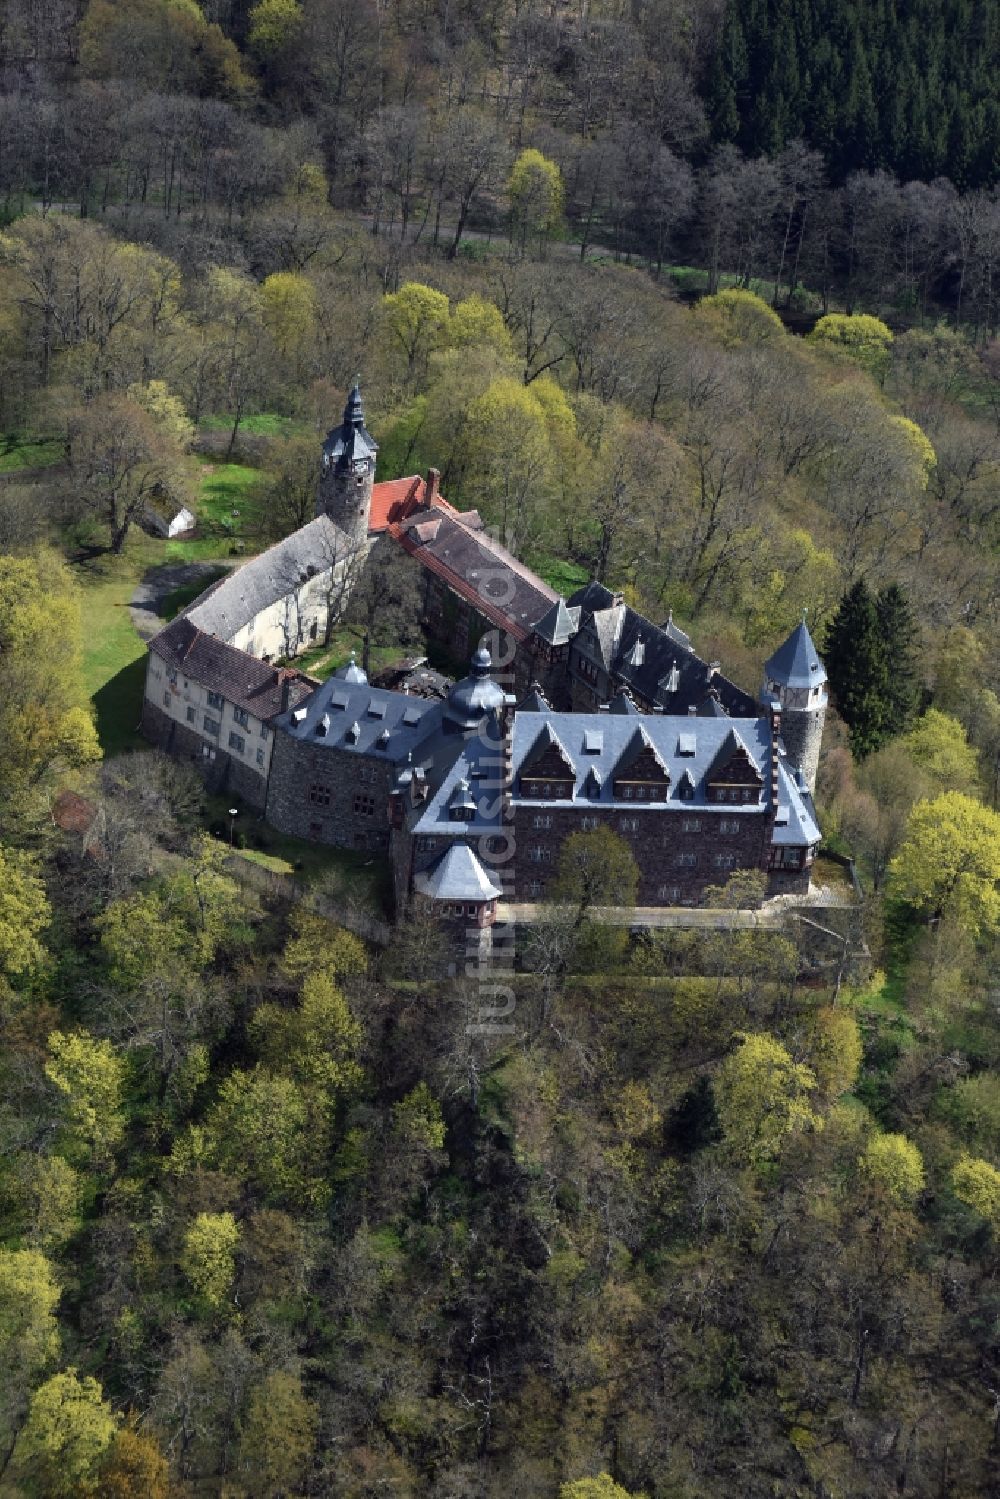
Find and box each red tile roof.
[149,617,315,720]
[368,476,439,532]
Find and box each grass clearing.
[0,435,62,472]
[73,552,151,756]
[532,554,590,594]
[200,412,309,439]
[205,795,390,910]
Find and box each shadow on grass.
[93,655,148,758]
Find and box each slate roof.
[697,691,730,718]
[407,720,507,838]
[508,708,820,845]
[568,581,757,716]
[149,617,314,719]
[763,619,828,690]
[271,671,438,761]
[322,383,378,470]
[772,762,821,845]
[389,503,558,642]
[414,843,503,902]
[182,514,354,642]
[532,597,582,646]
[511,710,770,810]
[518,685,551,712]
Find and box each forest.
[1,1,1000,1496]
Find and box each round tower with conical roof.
[761,616,827,793]
[317,382,378,542]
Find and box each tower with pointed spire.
[317,381,378,542]
[761,615,827,793]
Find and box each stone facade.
[510,802,775,905]
[265,733,392,852]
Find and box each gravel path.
[129,560,229,641]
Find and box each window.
[353,793,376,817]
[228,731,245,754]
[532,813,552,829]
[309,820,323,836]
[256,748,265,768]
[260,724,270,740]
[163,692,171,708]
[682,817,701,833]
[167,670,177,687]
[619,817,639,832]
[719,818,741,834]
[309,784,331,806]
[233,706,250,728]
[675,852,697,867]
[207,690,224,710]
[529,879,544,897]
[581,816,598,830]
[658,884,681,902]
[203,715,220,736]
[528,846,551,863]
[186,706,196,724]
[714,852,736,870]
[417,837,437,852]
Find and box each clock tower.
[317,381,377,543]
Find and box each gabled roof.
[388,503,558,643]
[532,597,582,647]
[272,671,437,760]
[568,581,758,717]
[510,710,773,809]
[177,513,355,643]
[612,725,670,782]
[697,690,729,718]
[368,475,443,533]
[606,691,641,716]
[519,684,551,713]
[764,619,827,690]
[149,617,315,719]
[705,728,762,783]
[413,843,502,902]
[521,720,576,778]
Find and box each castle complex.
[142,385,825,931]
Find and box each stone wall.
[141,699,269,810]
[265,733,393,851]
[510,804,773,904]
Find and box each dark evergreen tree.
[823,580,887,758]
[876,583,920,736]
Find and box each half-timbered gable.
[705,730,764,804]
[518,723,577,799]
[611,727,671,801]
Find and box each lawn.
[531,554,590,594]
[200,411,310,440]
[203,794,390,910]
[74,550,154,757]
[291,625,419,683]
[0,435,62,472]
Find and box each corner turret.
[762,615,827,793]
[317,381,377,542]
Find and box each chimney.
[768,697,781,812]
[276,668,293,714]
[426,468,440,507]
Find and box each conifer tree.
[823,580,886,758]
[876,583,920,736]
